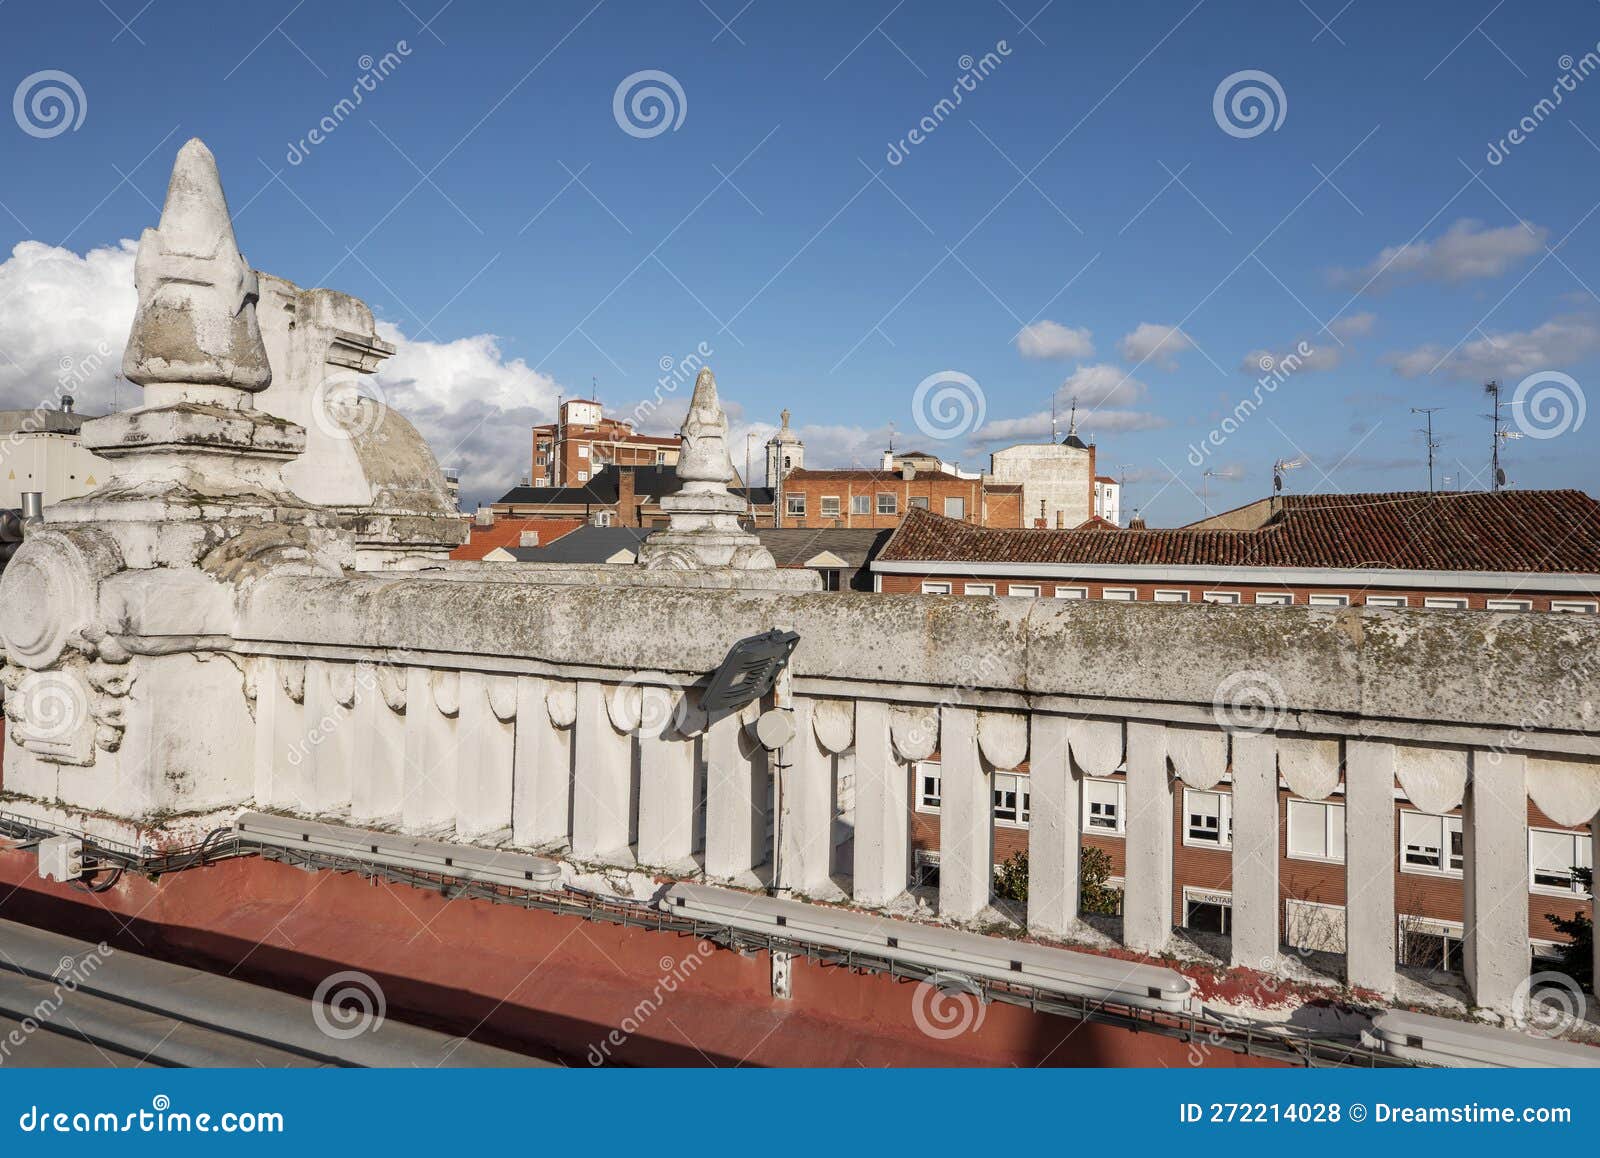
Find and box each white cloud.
[1335,218,1546,290]
[1015,320,1094,360]
[973,408,1169,444]
[1386,313,1600,381]
[1056,362,1148,409]
[0,239,137,413]
[1329,311,1376,339]
[1238,343,1341,375]
[1119,322,1194,369]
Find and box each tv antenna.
[1272,457,1304,494]
[1483,381,1522,492]
[1201,468,1219,516]
[1410,407,1443,492]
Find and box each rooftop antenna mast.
[1272,457,1304,511]
[1201,468,1217,517]
[1410,406,1443,492]
[1483,380,1521,492]
[1050,396,1058,443]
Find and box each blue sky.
[0,0,1597,520]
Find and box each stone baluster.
[635,681,698,871]
[1026,716,1105,936]
[1229,732,1282,969]
[778,698,848,898]
[456,673,517,841]
[1123,720,1172,954]
[703,704,767,880]
[937,706,989,920]
[1344,739,1399,994]
[1462,749,1529,1013]
[851,700,914,906]
[402,667,459,834]
[351,661,406,824]
[513,678,574,850]
[570,681,634,860]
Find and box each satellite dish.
[1496,468,1506,486]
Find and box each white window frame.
[1529,827,1593,896]
[1203,591,1240,604]
[1485,598,1532,611]
[1182,887,1233,935]
[1054,586,1088,600]
[1153,589,1189,603]
[656,449,668,464]
[921,581,952,595]
[785,493,806,517]
[1007,584,1041,598]
[1083,777,1126,835]
[1101,587,1137,602]
[963,582,996,597]
[1424,596,1469,610]
[993,772,1031,828]
[915,761,942,813]
[819,495,840,518]
[577,445,590,459]
[1551,599,1599,613]
[1365,594,1408,608]
[1400,810,1464,877]
[1254,592,1293,605]
[576,470,589,482]
[908,496,930,510]
[1286,799,1346,863]
[850,494,871,516]
[876,493,897,516]
[944,496,966,519]
[1308,593,1350,607]
[1182,789,1233,849]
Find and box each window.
[964,583,995,596]
[656,450,667,464]
[536,453,547,465]
[913,849,941,888]
[921,581,951,595]
[1400,811,1463,875]
[1203,591,1240,604]
[1183,790,1233,849]
[1365,594,1408,608]
[1183,888,1232,935]
[1254,592,1294,605]
[851,494,871,515]
[1101,587,1137,602]
[577,470,589,482]
[1083,778,1125,834]
[916,761,941,811]
[1424,596,1469,610]
[786,493,806,516]
[1154,590,1189,603]
[1398,916,1465,974]
[1530,829,1593,895]
[909,496,930,510]
[1485,598,1532,611]
[1054,586,1088,600]
[577,445,590,459]
[877,493,897,516]
[820,495,840,518]
[1007,585,1041,598]
[1287,800,1346,861]
[1308,593,1350,607]
[1285,899,1346,954]
[1551,600,1599,613]
[818,569,842,591]
[944,497,965,519]
[993,773,1031,827]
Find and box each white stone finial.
[121,137,271,400]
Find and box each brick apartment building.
[907,759,1592,974]
[532,398,680,487]
[871,490,1600,611]
[493,463,774,528]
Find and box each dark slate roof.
[495,464,773,507]
[876,491,1600,573]
[503,526,652,563]
[753,527,894,569]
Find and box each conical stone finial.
[121,138,271,397]
[675,367,735,486]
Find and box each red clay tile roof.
[877,491,1600,573]
[451,518,585,561]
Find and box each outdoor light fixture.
[700,629,799,715]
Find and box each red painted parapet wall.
[0,850,1278,1069]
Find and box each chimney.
[1129,511,1147,530]
[882,450,894,471]
[1086,441,1097,524]
[21,492,43,524]
[474,506,494,527]
[616,466,638,527]
[519,530,540,547]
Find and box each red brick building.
[871,490,1600,611]
[493,464,774,529]
[532,399,680,488]
[775,465,1023,530]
